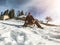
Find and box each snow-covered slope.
[0,19,60,45]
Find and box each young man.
[23,12,43,29]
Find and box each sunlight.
[48,0,60,24]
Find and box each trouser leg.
[35,21,43,29]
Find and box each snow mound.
[0,19,60,45]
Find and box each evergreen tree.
[17,11,21,16]
[20,10,24,15]
[1,12,3,16]
[3,10,9,15]
[9,9,15,18]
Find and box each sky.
[0,0,60,25]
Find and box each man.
[23,12,43,29]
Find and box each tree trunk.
[46,21,49,24]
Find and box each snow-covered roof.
[18,15,26,18]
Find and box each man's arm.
[30,15,36,24]
[31,15,35,20]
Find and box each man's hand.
[26,21,28,23]
[32,20,35,24]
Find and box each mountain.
[0,19,60,45]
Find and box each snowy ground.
[0,19,60,45]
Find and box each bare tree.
[45,16,52,23]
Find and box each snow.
[18,15,26,18]
[0,19,60,45]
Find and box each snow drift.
[0,19,60,45]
